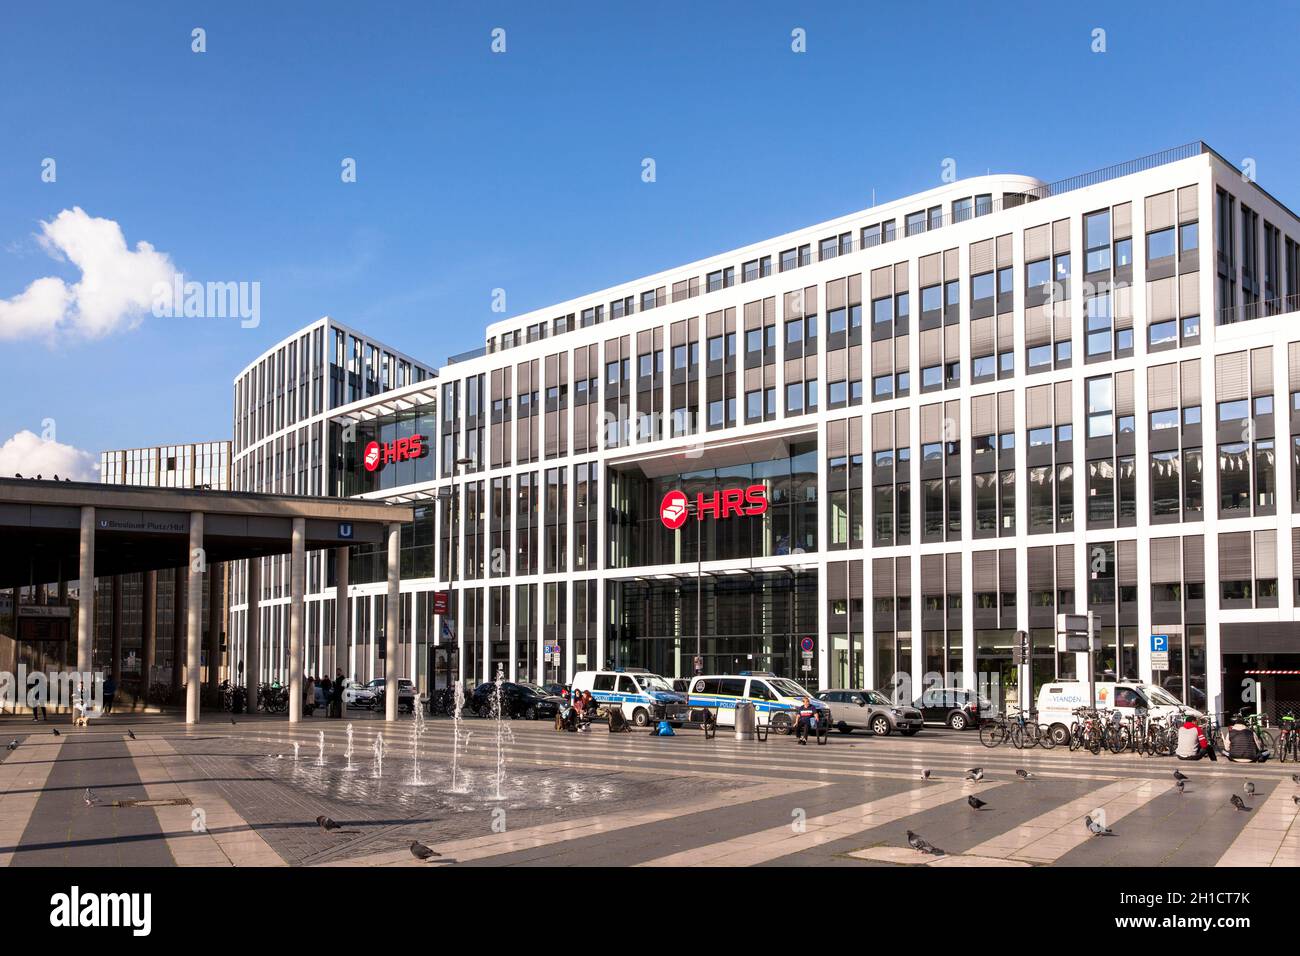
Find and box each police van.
[686,672,828,733]
[571,669,690,727]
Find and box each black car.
[913,687,986,730]
[468,681,561,720]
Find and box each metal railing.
[1216,292,1300,326]
[477,141,1219,363]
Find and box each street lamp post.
[685,499,703,675]
[435,456,472,700]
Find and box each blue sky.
[1,0,1298,472]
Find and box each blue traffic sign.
[1151,634,1169,653]
[800,637,815,653]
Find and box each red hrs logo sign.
[659,485,768,529]
[362,435,428,472]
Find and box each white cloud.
[0,208,176,342]
[0,430,98,481]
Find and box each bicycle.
[1274,711,1299,762]
[979,707,1045,749]
[1068,707,1106,754]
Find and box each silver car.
[815,688,924,737]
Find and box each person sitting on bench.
[794,697,819,745]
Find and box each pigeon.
[919,769,931,782]
[1291,773,1299,785]
[1230,794,1251,812]
[52,728,60,737]
[1015,769,1035,780]
[906,830,944,856]
[409,840,440,861]
[5,739,17,751]
[127,729,136,740]
[84,789,98,807]
[965,768,984,782]
[230,718,237,726]
[1244,781,1255,796]
[1085,815,1112,836]
[1175,779,1185,795]
[1173,770,1189,782]
[1292,795,1299,806]
[968,795,987,810]
[316,815,341,832]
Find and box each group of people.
[1176,712,1271,763]
[299,669,351,718]
[554,688,599,732]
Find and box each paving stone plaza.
[2,712,1296,869]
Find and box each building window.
[1086,376,1113,438]
[1085,210,1111,274]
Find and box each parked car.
[468,681,561,720]
[339,679,375,709]
[815,688,924,736]
[913,687,988,730]
[540,682,568,698]
[365,678,417,714]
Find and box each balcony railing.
[1216,292,1300,326]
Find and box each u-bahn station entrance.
[0,477,412,723]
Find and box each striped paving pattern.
[2,714,1298,867]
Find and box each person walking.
[102,674,117,715]
[331,669,346,718]
[303,675,316,717]
[27,672,46,722]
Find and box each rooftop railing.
[473,141,1220,364]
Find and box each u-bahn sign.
[659,485,768,530]
[362,435,428,472]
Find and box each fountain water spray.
[450,680,472,793]
[293,741,300,761]
[344,722,355,772]
[372,733,385,779]
[316,730,325,766]
[491,668,515,801]
[410,694,426,785]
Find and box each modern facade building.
[95,440,233,695]
[233,144,1300,721]
[227,317,434,687]
[99,441,232,490]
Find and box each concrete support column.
[110,574,123,684]
[76,506,94,676]
[246,560,261,707]
[185,512,204,724]
[171,569,184,689]
[334,548,349,680]
[288,518,306,723]
[142,571,157,701]
[206,562,222,692]
[385,521,400,722]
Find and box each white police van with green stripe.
[571,669,690,727]
[686,672,827,734]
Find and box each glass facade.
[607,439,818,568]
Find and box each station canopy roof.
[0,478,414,589]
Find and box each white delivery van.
[686,672,829,733]
[1037,681,1199,746]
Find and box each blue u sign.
[1151,634,1168,653]
[338,522,353,539]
